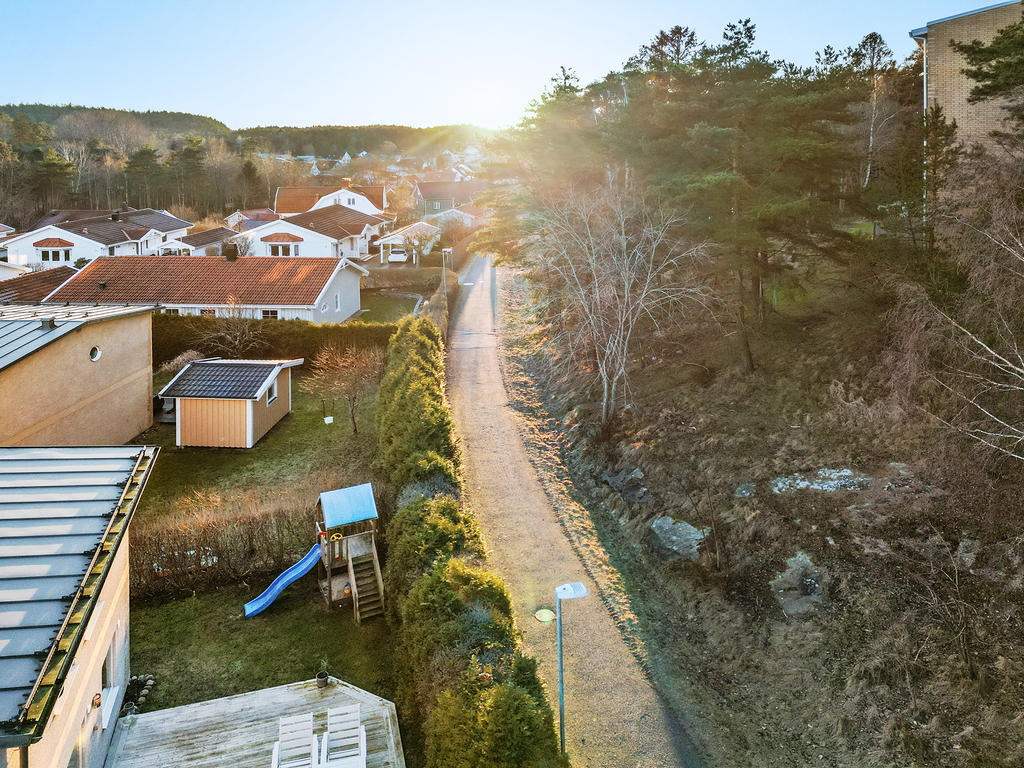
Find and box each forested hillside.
[0,104,229,137]
[482,18,1024,767]
[235,123,490,157]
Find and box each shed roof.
[0,445,158,746]
[319,483,378,529]
[0,304,154,372]
[159,358,303,400]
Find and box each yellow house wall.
[177,398,248,448]
[5,538,131,768]
[0,314,153,446]
[925,2,1023,143]
[251,369,291,444]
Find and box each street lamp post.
[554,581,588,755]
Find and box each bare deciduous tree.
[525,186,713,425]
[301,345,386,433]
[190,299,266,358]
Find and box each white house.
[44,255,368,322]
[224,208,279,229]
[0,209,192,271]
[0,261,29,281]
[241,205,388,261]
[273,186,383,217]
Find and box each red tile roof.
[352,185,386,210]
[45,257,346,307]
[274,186,343,215]
[0,266,78,303]
[260,232,304,243]
[32,238,74,248]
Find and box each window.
[432,201,441,210]
[108,246,115,255]
[269,244,292,256]
[63,249,71,261]
[347,197,355,205]
[200,309,216,317]
[261,309,278,320]
[100,635,120,729]
[267,378,278,404]
[334,293,340,311]
[162,234,168,242]
[163,308,179,315]
[89,346,102,362]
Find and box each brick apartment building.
[911,1,1023,143]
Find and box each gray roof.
[159,358,303,400]
[0,305,155,372]
[0,445,158,744]
[180,227,238,249]
[56,209,192,246]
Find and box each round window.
[89,346,102,362]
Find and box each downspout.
[910,28,929,221]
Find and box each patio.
[105,678,405,768]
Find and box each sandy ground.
[447,256,695,768]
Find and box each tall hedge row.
[152,313,398,366]
[377,317,562,768]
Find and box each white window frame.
[267,378,278,404]
[261,309,278,320]
[269,243,293,257]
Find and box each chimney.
[223,242,239,261]
[98,280,107,290]
[110,210,120,221]
[39,317,57,330]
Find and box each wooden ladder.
[350,553,384,623]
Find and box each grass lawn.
[134,382,377,521]
[130,582,395,711]
[358,291,419,323]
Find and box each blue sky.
[0,0,1003,129]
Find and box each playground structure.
[243,482,384,623]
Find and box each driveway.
[447,256,695,767]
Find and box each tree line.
[481,19,972,430]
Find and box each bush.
[375,316,562,767]
[152,313,396,366]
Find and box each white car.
[387,246,408,264]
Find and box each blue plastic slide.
[243,544,321,618]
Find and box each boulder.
[771,550,829,618]
[647,516,706,562]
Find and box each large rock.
[771,468,873,494]
[647,516,706,562]
[771,551,829,618]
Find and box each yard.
[134,381,377,522]
[356,290,419,323]
[130,583,395,712]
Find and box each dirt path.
[448,256,698,768]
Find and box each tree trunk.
[736,269,755,373]
[348,398,358,434]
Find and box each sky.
[0,0,1003,129]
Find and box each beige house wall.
[252,369,291,444]
[177,397,248,448]
[0,314,153,446]
[5,540,131,768]
[923,2,1022,143]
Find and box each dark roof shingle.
[181,227,238,248]
[416,180,486,205]
[161,360,286,399]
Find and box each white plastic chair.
[318,705,366,768]
[272,712,318,768]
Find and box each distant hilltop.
[0,103,230,137]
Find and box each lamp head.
[555,582,589,600]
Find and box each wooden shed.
[158,358,303,448]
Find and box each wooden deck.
[105,678,405,768]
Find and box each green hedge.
[377,317,562,768]
[152,314,397,366]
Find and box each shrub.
[156,348,204,377]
